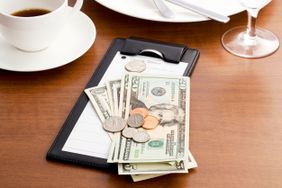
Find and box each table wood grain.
[1,0,282,187]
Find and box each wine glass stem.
[247,10,257,38]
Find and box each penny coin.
[130,107,148,118]
[122,127,138,138]
[142,115,159,130]
[133,131,151,143]
[125,60,146,73]
[103,116,126,133]
[147,111,161,121]
[127,114,144,128]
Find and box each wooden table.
[1,1,282,187]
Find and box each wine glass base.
[221,26,280,58]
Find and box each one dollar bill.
[84,85,113,139]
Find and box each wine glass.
[221,0,279,58]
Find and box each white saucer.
[0,7,96,72]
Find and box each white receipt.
[62,52,188,158]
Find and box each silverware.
[153,0,175,18]
[166,0,230,23]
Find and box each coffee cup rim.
[0,0,67,20]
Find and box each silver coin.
[125,60,146,73]
[132,131,151,143]
[127,114,144,128]
[103,116,126,133]
[122,127,138,138]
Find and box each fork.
[153,0,175,18]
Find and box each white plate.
[0,7,96,72]
[95,0,244,22]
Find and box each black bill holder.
[46,37,200,170]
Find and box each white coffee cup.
[0,0,83,52]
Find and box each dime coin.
[127,114,144,128]
[124,60,146,73]
[130,107,148,118]
[103,116,126,133]
[142,115,159,130]
[133,130,151,143]
[122,127,138,138]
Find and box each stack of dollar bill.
[85,73,197,182]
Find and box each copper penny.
[130,107,148,118]
[142,115,159,130]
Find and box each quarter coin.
[125,60,146,73]
[103,116,126,133]
[122,127,138,138]
[142,115,159,130]
[130,107,148,118]
[132,130,151,143]
[127,114,144,128]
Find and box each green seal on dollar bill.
[148,140,164,148]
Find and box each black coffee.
[12,8,51,17]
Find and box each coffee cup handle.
[69,0,84,15]
[73,0,84,12]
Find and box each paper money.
[107,74,131,163]
[106,79,121,116]
[118,150,197,175]
[84,85,113,139]
[118,161,187,175]
[125,150,198,182]
[84,85,112,122]
[116,74,190,163]
[84,73,197,181]
[131,174,166,182]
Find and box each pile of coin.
[102,107,160,143]
[130,108,160,129]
